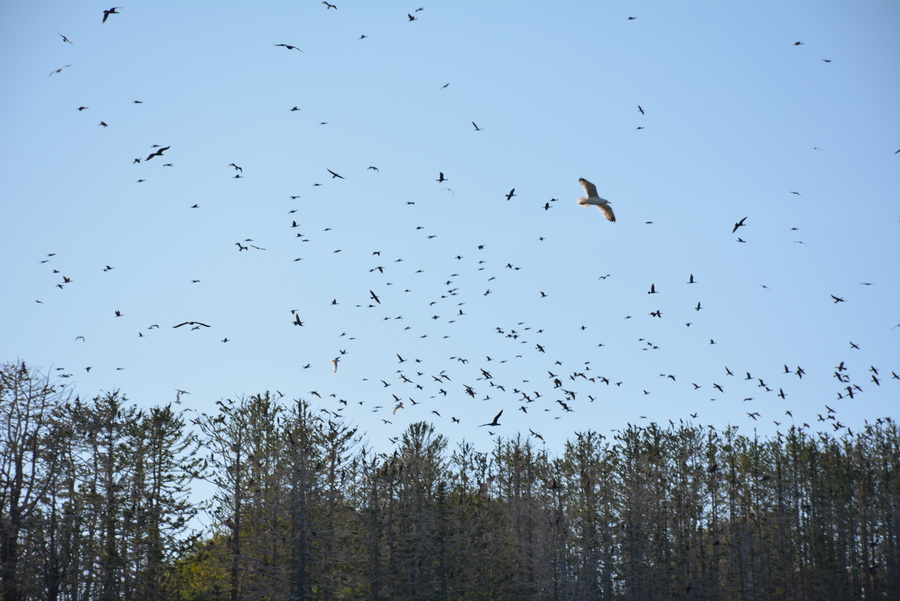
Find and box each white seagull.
[331,356,340,373]
[577,178,616,222]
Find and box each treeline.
[1,361,898,601]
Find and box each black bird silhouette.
[472,121,482,131]
[648,283,657,294]
[275,43,303,52]
[323,1,337,8]
[506,188,516,201]
[831,295,845,303]
[407,13,417,21]
[327,169,344,179]
[102,7,121,23]
[369,290,381,304]
[229,163,242,172]
[48,65,72,77]
[688,274,696,284]
[637,105,644,114]
[436,172,447,182]
[145,146,170,161]
[480,410,502,427]
[732,217,747,233]
[58,32,73,44]
[173,321,211,328]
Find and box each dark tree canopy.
[2,362,898,601]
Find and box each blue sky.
[2,1,898,454]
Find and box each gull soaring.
[577,178,616,222]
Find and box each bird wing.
[597,203,616,222]
[579,178,599,198]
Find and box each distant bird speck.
[48,65,72,77]
[102,7,121,23]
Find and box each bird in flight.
[145,146,170,161]
[229,163,242,172]
[274,43,303,52]
[436,172,447,182]
[58,32,73,44]
[637,105,645,114]
[102,7,121,23]
[480,410,503,427]
[732,217,747,233]
[576,178,616,222]
[331,356,340,372]
[472,122,482,131]
[506,188,516,201]
[48,65,72,77]
[322,1,337,8]
[831,295,846,303]
[407,13,417,21]
[327,169,344,179]
[173,321,211,328]
[369,290,381,304]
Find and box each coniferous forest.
[2,361,898,601]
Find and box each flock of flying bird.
[22,5,898,448]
